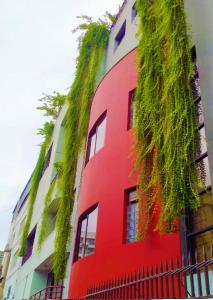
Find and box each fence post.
[155,264,159,299]
[150,265,154,299]
[170,259,175,299]
[165,260,169,298]
[160,261,164,299]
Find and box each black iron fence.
[27,248,213,299]
[71,247,213,299]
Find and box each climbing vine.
[53,18,111,280]
[18,92,65,256]
[37,179,56,252]
[135,0,200,238]
[18,0,200,280]
[18,121,54,256]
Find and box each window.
[86,113,106,162]
[114,20,126,51]
[74,205,98,261]
[128,89,136,129]
[43,144,53,173]
[132,2,137,21]
[7,286,12,299]
[186,47,212,263]
[126,189,138,243]
[22,227,36,265]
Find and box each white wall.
[105,0,138,73]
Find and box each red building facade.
[67,0,213,297]
[68,49,182,298]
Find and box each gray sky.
[0,0,122,250]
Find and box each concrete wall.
[3,104,76,300]
[105,0,138,73]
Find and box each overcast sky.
[0,0,122,250]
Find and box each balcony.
[28,285,64,300]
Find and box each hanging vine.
[18,0,201,279]
[18,121,54,256]
[37,179,56,252]
[135,0,200,238]
[18,92,65,256]
[53,17,111,280]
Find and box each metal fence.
[27,248,213,299]
[70,248,213,299]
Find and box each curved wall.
[68,49,181,298]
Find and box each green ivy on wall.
[135,0,200,238]
[53,19,111,280]
[18,92,65,257]
[37,179,56,252]
[18,0,201,282]
[18,121,54,256]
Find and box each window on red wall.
[126,189,138,243]
[74,205,98,261]
[128,89,136,129]
[86,113,106,162]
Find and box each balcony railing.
[28,285,64,300]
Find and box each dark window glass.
[42,144,53,176]
[114,21,126,51]
[7,286,12,298]
[22,227,36,265]
[86,114,106,162]
[132,2,137,21]
[75,206,98,261]
[45,144,53,169]
[127,189,138,243]
[128,89,136,129]
[96,117,106,152]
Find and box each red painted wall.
[68,49,182,298]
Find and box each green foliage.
[37,92,66,120]
[37,179,56,252]
[72,13,115,34]
[18,121,54,256]
[54,161,63,178]
[135,0,200,238]
[37,121,55,137]
[53,21,110,280]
